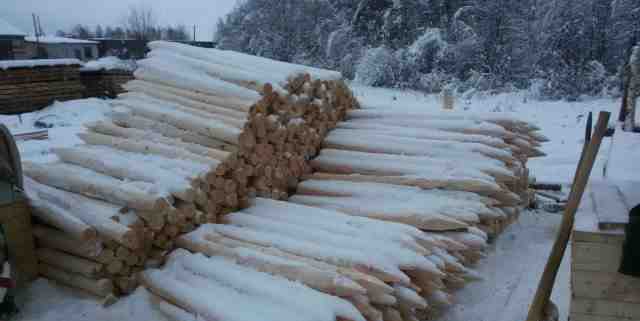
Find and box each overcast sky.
[2,0,238,41]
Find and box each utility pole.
[36,15,44,36]
[193,25,196,42]
[31,14,41,58]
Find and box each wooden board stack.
[296,108,548,236]
[0,59,85,114]
[81,69,134,99]
[22,41,358,299]
[143,197,487,321]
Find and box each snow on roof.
[0,59,83,70]
[0,17,26,36]
[25,36,98,44]
[81,56,136,72]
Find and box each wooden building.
[0,18,27,60]
[25,36,98,61]
[90,38,148,60]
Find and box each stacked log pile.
[296,108,548,236]
[153,198,487,321]
[22,41,358,299]
[0,59,85,114]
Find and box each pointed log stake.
[525,111,610,321]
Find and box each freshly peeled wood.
[295,179,500,217]
[172,250,367,321]
[304,172,521,206]
[176,232,366,297]
[24,161,172,213]
[114,98,242,145]
[39,263,114,297]
[134,58,262,103]
[337,122,511,150]
[32,225,103,259]
[78,131,217,167]
[111,111,236,151]
[25,186,97,241]
[37,248,103,278]
[345,116,514,139]
[203,232,394,296]
[120,92,247,129]
[148,41,342,83]
[323,129,516,165]
[207,224,410,285]
[287,194,470,230]
[147,49,286,95]
[124,80,248,120]
[86,120,231,161]
[125,76,254,113]
[222,211,444,280]
[53,146,196,202]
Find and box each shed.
[25,36,98,61]
[90,38,148,59]
[0,18,27,60]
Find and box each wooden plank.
[572,270,640,303]
[570,313,636,321]
[570,298,640,319]
[574,201,625,245]
[572,241,623,272]
[591,182,630,229]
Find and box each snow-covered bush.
[354,46,401,87]
[407,28,446,74]
[581,60,608,96]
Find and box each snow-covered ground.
[6,86,620,321]
[0,98,112,164]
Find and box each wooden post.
[525,111,611,321]
[0,196,38,286]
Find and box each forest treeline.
[215,0,640,99]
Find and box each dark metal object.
[619,204,640,277]
[585,112,593,143]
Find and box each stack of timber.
[295,108,548,236]
[571,181,640,321]
[22,41,358,299]
[146,197,487,321]
[81,69,134,99]
[0,59,85,114]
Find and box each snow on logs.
[23,41,358,298]
[168,198,485,321]
[298,101,546,238]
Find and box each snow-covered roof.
[81,56,136,72]
[25,36,98,44]
[0,17,26,36]
[0,59,83,70]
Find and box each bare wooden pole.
[525,111,610,321]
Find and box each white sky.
[1,0,239,41]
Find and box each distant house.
[25,36,99,61]
[0,18,27,60]
[90,39,148,60]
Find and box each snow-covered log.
[39,263,114,297]
[26,177,141,249]
[176,231,367,297]
[24,161,172,213]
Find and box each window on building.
[74,49,82,60]
[84,46,93,59]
